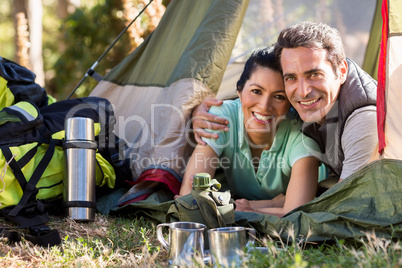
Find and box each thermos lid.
[65,117,95,142]
[193,173,211,189]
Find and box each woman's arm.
[179,144,219,196]
[235,157,319,217]
[249,194,285,208]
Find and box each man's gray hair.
[274,21,346,76]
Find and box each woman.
[179,46,324,217]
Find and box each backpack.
[0,57,131,246]
[0,56,56,110]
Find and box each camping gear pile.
[0,57,131,246]
[0,0,401,247]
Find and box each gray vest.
[301,59,377,177]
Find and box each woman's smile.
[238,66,290,143]
[252,111,274,124]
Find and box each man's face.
[280,47,347,124]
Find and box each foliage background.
[0,0,169,100]
[0,2,399,266]
[0,0,376,100]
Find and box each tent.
[91,0,249,199]
[375,0,402,159]
[91,0,402,242]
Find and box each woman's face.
[238,66,290,138]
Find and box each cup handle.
[245,228,256,245]
[157,223,170,251]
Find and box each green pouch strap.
[167,179,235,228]
[194,189,234,228]
[166,193,201,223]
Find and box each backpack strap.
[0,224,61,247]
[1,138,55,218]
[0,139,61,246]
[1,145,28,190]
[17,143,41,167]
[25,225,61,247]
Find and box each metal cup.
[63,117,97,221]
[157,222,206,267]
[208,226,256,267]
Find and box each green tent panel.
[235,159,402,242]
[103,0,248,93]
[90,0,249,180]
[362,0,382,79]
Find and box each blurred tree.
[0,1,15,59]
[27,0,45,86]
[56,0,80,53]
[50,0,166,99]
[57,0,70,54]
[13,0,45,86]
[2,0,168,99]
[13,0,30,68]
[123,0,166,49]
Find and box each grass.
[0,214,167,267]
[247,233,402,268]
[0,214,401,267]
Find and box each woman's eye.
[275,95,286,100]
[251,89,262,95]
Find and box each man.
[192,21,378,181]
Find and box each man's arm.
[340,106,379,179]
[192,98,229,145]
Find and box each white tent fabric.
[383,1,402,159]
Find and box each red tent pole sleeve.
[377,0,388,154]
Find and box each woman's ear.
[237,90,242,102]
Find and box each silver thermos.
[63,117,97,221]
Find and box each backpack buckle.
[29,225,51,236]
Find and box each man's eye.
[284,77,294,82]
[311,72,320,77]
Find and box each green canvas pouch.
[167,179,235,229]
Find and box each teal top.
[202,99,327,200]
